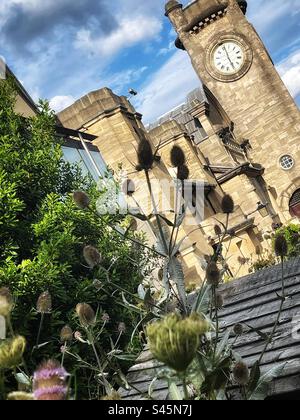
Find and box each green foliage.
[0,80,152,399]
[275,224,300,258]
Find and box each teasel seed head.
[60,325,73,343]
[102,313,110,323]
[170,145,186,167]
[274,234,288,258]
[214,225,222,236]
[128,217,138,231]
[206,261,221,286]
[76,303,96,327]
[0,287,13,317]
[73,191,90,210]
[221,194,235,214]
[233,323,244,336]
[33,360,69,401]
[118,322,126,334]
[147,313,210,373]
[7,392,34,401]
[0,336,26,369]
[83,245,102,268]
[157,268,163,281]
[101,391,122,400]
[122,179,135,196]
[137,140,154,171]
[215,292,224,309]
[37,291,52,314]
[233,362,250,386]
[177,164,189,181]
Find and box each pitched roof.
[120,257,300,400]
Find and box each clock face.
[213,42,244,75]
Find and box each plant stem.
[258,257,286,364]
[213,286,220,360]
[182,374,189,400]
[35,313,44,349]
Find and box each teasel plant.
[71,138,289,401]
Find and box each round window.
[280,155,294,170]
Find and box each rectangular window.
[62,146,107,181]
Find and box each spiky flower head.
[101,391,122,400]
[215,292,224,309]
[76,303,96,327]
[274,234,288,258]
[147,313,210,373]
[7,392,34,401]
[171,145,186,167]
[33,360,69,401]
[0,287,13,317]
[221,194,235,214]
[128,217,138,231]
[37,291,52,314]
[122,179,135,196]
[102,313,110,323]
[73,191,90,209]
[177,165,189,181]
[233,362,250,386]
[0,336,26,369]
[137,140,154,171]
[83,245,102,269]
[118,322,126,334]
[206,261,221,286]
[60,325,73,343]
[214,225,222,236]
[233,324,244,336]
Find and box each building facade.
[56,0,299,282]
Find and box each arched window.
[289,189,300,218]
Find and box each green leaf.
[216,328,231,358]
[248,361,261,394]
[191,284,211,315]
[249,363,286,400]
[168,381,183,401]
[158,214,174,227]
[244,323,269,341]
[168,257,187,309]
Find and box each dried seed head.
[93,279,103,291]
[60,325,73,343]
[101,391,122,400]
[206,261,221,286]
[122,179,135,196]
[274,234,288,258]
[0,287,13,317]
[76,303,96,327]
[37,291,52,314]
[233,324,244,336]
[73,191,90,209]
[33,360,69,401]
[233,362,250,386]
[102,313,110,323]
[214,225,222,236]
[83,245,102,268]
[215,292,224,309]
[157,268,163,281]
[118,322,126,333]
[177,164,189,181]
[128,217,138,231]
[170,145,186,167]
[137,140,154,171]
[7,392,34,401]
[221,194,235,214]
[74,331,83,341]
[0,336,26,369]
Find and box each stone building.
[57,0,300,282]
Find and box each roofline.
[6,65,39,114]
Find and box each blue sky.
[0,0,299,123]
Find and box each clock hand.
[224,45,235,70]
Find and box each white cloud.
[277,50,300,98]
[134,51,201,123]
[50,95,75,112]
[75,15,162,57]
[102,67,148,93]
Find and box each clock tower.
[165,0,300,222]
